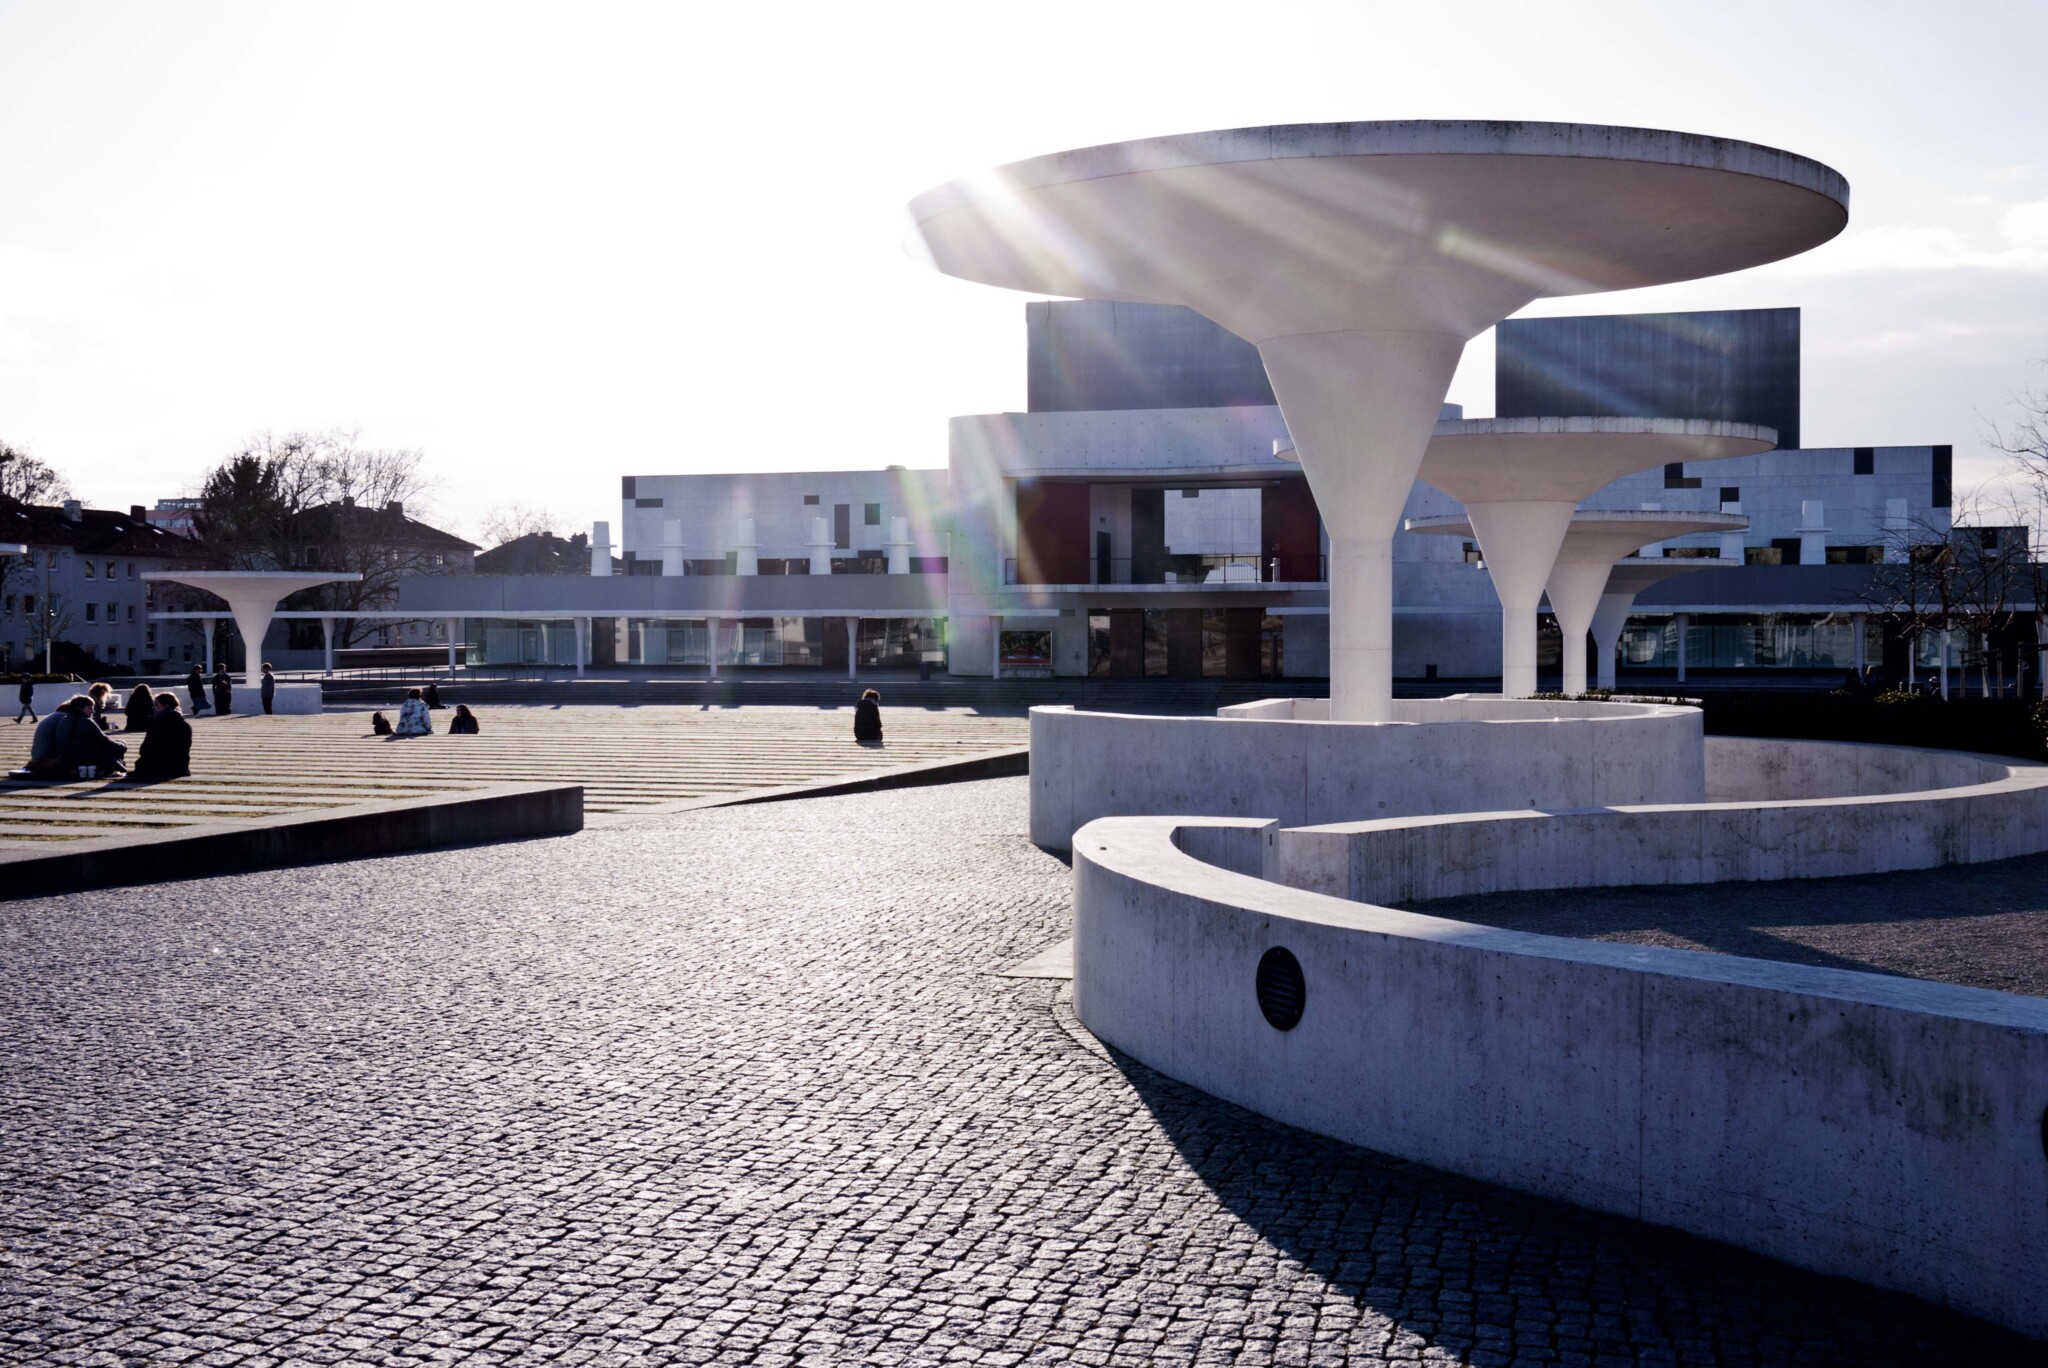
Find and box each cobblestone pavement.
[1413,851,2048,998]
[0,778,2032,1365]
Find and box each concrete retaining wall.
[0,782,584,900]
[1074,815,2048,1339]
[1031,696,1704,850]
[1271,740,2048,905]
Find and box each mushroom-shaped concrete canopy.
[142,571,361,688]
[1414,417,1772,697]
[910,121,1848,721]
[1406,510,1746,695]
[1586,554,1744,693]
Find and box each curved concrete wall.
[1031,696,1704,850]
[1073,815,2048,1339]
[1274,741,2048,905]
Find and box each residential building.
[0,500,206,673]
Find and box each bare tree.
[0,441,73,616]
[1989,379,2048,698]
[479,501,563,548]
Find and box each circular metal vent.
[1256,947,1305,1031]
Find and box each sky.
[0,0,2044,544]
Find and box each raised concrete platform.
[0,780,582,900]
[1068,736,2048,1340]
[1030,694,1703,850]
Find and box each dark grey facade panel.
[1026,300,1276,412]
[1495,308,1800,447]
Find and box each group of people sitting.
[370,687,479,738]
[8,689,192,782]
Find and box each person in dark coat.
[124,681,154,731]
[186,664,207,715]
[15,673,34,724]
[212,666,232,716]
[370,711,394,736]
[131,694,192,780]
[424,681,443,710]
[448,704,480,734]
[853,688,883,743]
[260,663,277,715]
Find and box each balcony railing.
[1004,554,1327,586]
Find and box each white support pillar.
[575,617,589,677]
[847,617,858,679]
[447,618,461,675]
[1674,612,1690,684]
[705,618,718,678]
[1543,560,1612,698]
[1465,501,1576,698]
[1851,613,1867,675]
[321,617,334,675]
[1590,593,1634,692]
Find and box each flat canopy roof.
[911,120,1849,341]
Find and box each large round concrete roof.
[910,121,1849,341]
[1417,417,1776,504]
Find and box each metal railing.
[1004,554,1326,586]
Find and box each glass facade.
[1618,615,1886,670]
[617,616,944,669]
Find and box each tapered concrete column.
[887,517,912,575]
[810,518,833,576]
[1675,613,1690,683]
[1590,593,1633,690]
[1464,502,1576,697]
[145,572,358,688]
[1545,560,1614,697]
[321,618,334,675]
[661,520,686,577]
[1262,328,1467,722]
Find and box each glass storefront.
[619,616,944,669]
[1618,615,1886,670]
[466,619,580,665]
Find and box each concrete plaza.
[0,777,2031,1365]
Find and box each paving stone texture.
[0,777,2033,1365]
[0,705,1026,843]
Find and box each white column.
[590,522,612,576]
[1258,328,1468,722]
[575,617,589,677]
[1544,560,1613,698]
[1674,612,1690,684]
[1939,626,1950,699]
[1590,592,1635,692]
[886,517,912,575]
[1852,613,1867,674]
[705,618,718,677]
[447,618,460,675]
[661,520,685,577]
[321,617,334,675]
[810,517,833,576]
[1465,501,1577,698]
[847,617,858,679]
[1797,500,1829,566]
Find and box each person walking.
[212,665,233,717]
[260,663,277,715]
[853,687,883,743]
[123,681,154,731]
[394,687,433,737]
[130,693,192,780]
[14,672,34,724]
[186,663,207,715]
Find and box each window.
[863,503,881,526]
[127,563,136,579]
[22,594,34,615]
[1853,447,1875,476]
[126,605,135,622]
[1663,463,1702,490]
[84,560,95,580]
[1981,528,2001,551]
[1719,486,1740,505]
[146,626,156,648]
[633,497,664,508]
[803,494,819,505]
[107,602,117,619]
[85,604,97,623]
[105,561,116,578]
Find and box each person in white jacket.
[393,688,433,737]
